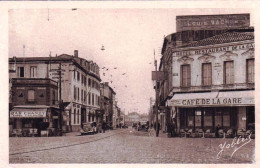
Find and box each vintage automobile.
[137,121,149,132]
[80,122,97,135]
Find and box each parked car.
[138,121,149,132]
[80,122,97,135]
[132,123,137,128]
[122,124,128,128]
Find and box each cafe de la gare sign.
[168,97,254,107]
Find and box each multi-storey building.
[9,78,60,136]
[158,14,255,136]
[9,50,101,132]
[124,112,140,126]
[100,82,116,127]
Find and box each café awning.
[10,108,47,118]
[167,90,254,107]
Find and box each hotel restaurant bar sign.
[168,97,254,107]
[176,14,250,31]
[10,110,47,118]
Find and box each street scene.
[8,8,255,164]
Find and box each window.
[52,90,55,105]
[74,70,76,79]
[77,110,80,124]
[92,93,94,105]
[77,88,80,100]
[224,61,234,84]
[202,63,212,86]
[74,86,77,100]
[92,80,94,88]
[247,59,254,83]
[81,89,83,101]
[88,78,91,86]
[83,76,86,86]
[88,93,91,105]
[77,71,80,81]
[30,66,37,78]
[204,110,213,127]
[28,90,35,102]
[74,109,76,124]
[18,67,24,77]
[181,64,191,87]
[84,91,86,102]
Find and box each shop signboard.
[10,110,46,118]
[152,71,166,81]
[168,97,254,107]
[173,42,254,57]
[176,14,250,31]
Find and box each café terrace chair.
[12,129,23,137]
[218,129,225,138]
[198,129,204,138]
[226,129,234,138]
[187,129,193,138]
[205,129,211,138]
[237,128,245,138]
[245,130,252,138]
[29,128,38,137]
[179,129,186,137]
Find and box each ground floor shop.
[167,90,255,137]
[177,106,255,133]
[9,106,61,137]
[64,102,103,132]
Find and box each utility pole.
[153,49,159,137]
[58,62,63,136]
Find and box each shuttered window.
[202,63,212,86]
[74,86,77,100]
[181,64,191,87]
[28,90,35,102]
[224,61,234,84]
[30,66,37,78]
[247,59,254,83]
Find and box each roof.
[9,54,101,81]
[182,32,254,48]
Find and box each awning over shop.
[167,90,254,107]
[10,108,47,118]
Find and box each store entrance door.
[246,106,255,130]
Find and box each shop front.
[9,106,61,137]
[167,90,254,136]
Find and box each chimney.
[74,50,78,57]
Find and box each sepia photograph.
[4,3,257,166]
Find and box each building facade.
[124,112,140,126]
[100,82,116,128]
[9,78,60,136]
[157,14,255,136]
[9,50,101,132]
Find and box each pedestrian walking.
[97,122,102,133]
[102,122,106,133]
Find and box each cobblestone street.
[9,128,255,164]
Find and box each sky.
[8,8,253,114]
